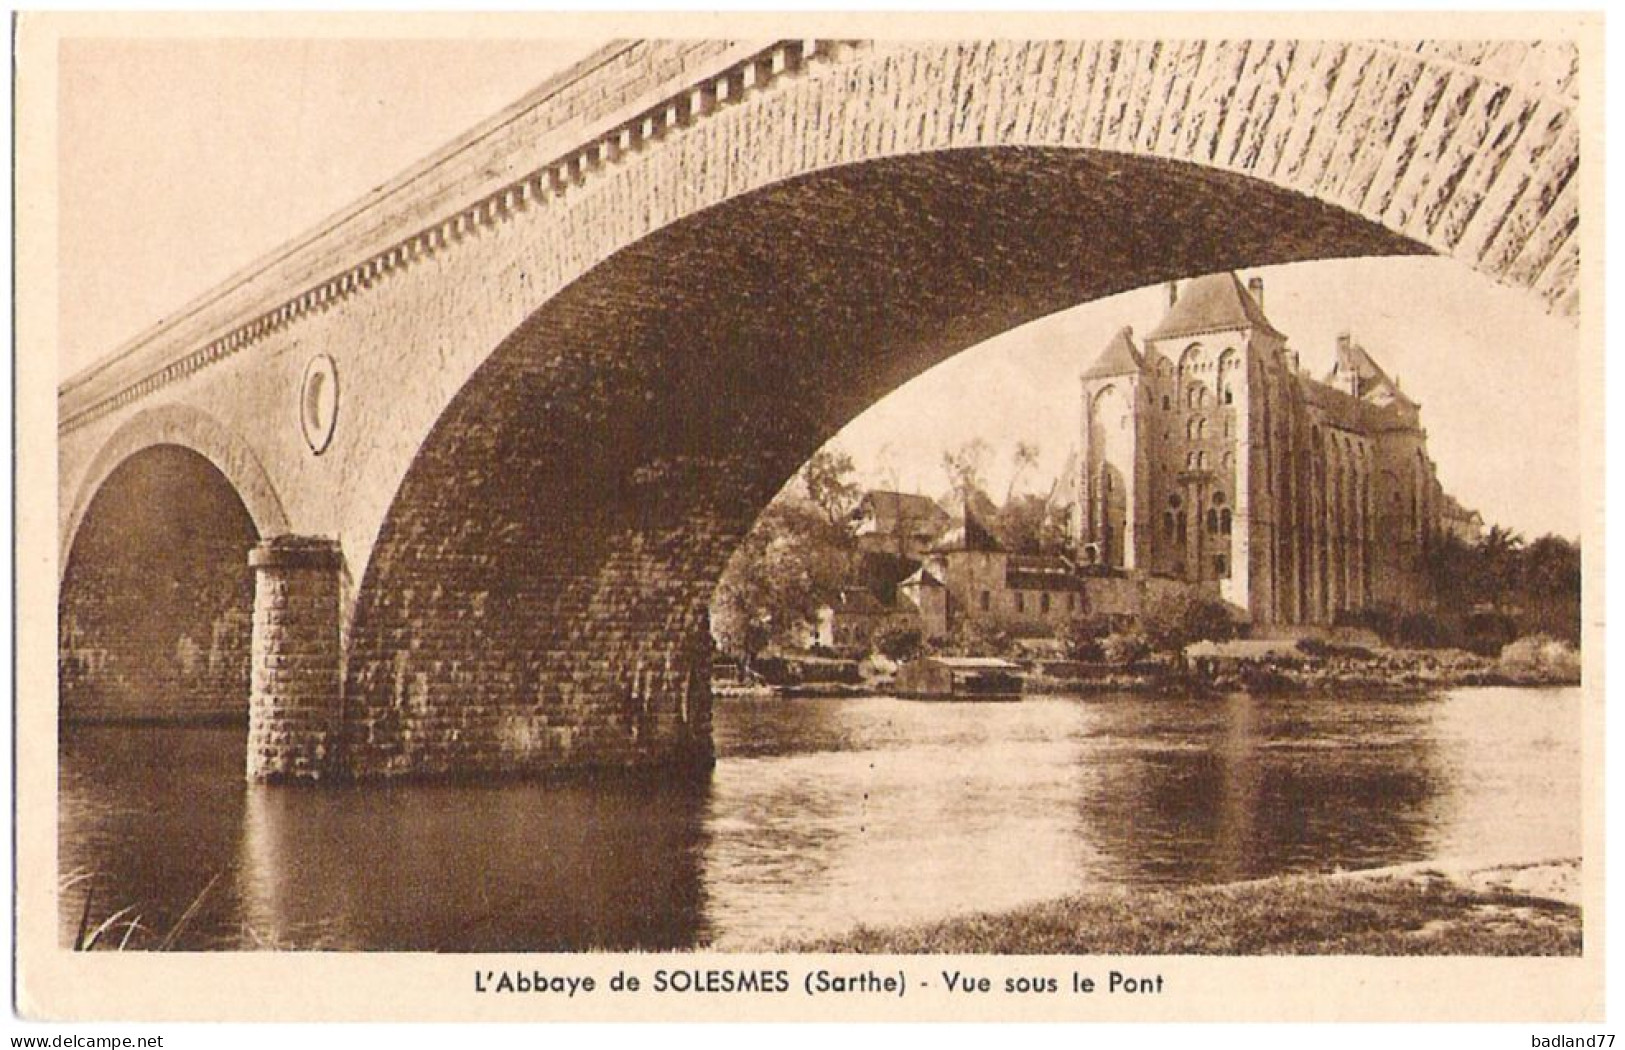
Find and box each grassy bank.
[786,860,1580,956]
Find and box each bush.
[1462,610,1520,657]
[1099,632,1150,666]
[1499,634,1581,682]
[945,612,1053,658]
[1063,614,1116,661]
[1141,590,1238,652]
[1337,604,1400,643]
[873,624,924,661]
[1395,610,1453,649]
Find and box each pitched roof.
[931,499,1005,553]
[1325,336,1417,408]
[1147,272,1285,342]
[1296,375,1416,433]
[830,589,889,616]
[857,490,949,528]
[899,565,945,589]
[1081,326,1144,380]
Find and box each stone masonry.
[57,38,1582,778]
[246,536,345,780]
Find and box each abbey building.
[1077,272,1450,627]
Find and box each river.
[58,686,1580,951]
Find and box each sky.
[56,36,1583,542]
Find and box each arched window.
[1207,509,1220,534]
[1221,508,1232,534]
[1163,511,1176,536]
[1040,593,1051,614]
[1214,554,1229,577]
[1162,394,1171,411]
[1217,349,1239,405]
[1177,513,1188,545]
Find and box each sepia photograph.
[14,10,1604,1024]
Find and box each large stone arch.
[338,140,1432,777]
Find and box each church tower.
[1138,273,1293,623]
[1078,326,1144,571]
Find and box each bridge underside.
[334,147,1423,778]
[60,445,258,723]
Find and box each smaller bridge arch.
[60,406,289,724]
[62,404,290,574]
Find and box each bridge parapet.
[60,38,860,435]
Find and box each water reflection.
[1079,693,1440,886]
[59,687,1580,950]
[236,778,711,951]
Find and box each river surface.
[58,687,1580,951]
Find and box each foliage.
[997,493,1073,555]
[1140,590,1238,652]
[711,496,859,665]
[1005,441,1041,502]
[873,623,924,661]
[941,438,994,504]
[1392,528,1581,650]
[786,863,1581,955]
[1425,529,1580,644]
[1098,631,1150,666]
[1499,634,1581,682]
[939,611,1053,658]
[1062,615,1116,661]
[1393,610,1449,649]
[800,447,862,532]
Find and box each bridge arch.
[56,39,1581,776]
[339,139,1431,776]
[62,404,290,572]
[60,406,286,722]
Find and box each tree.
[1005,440,1040,503]
[1474,525,1526,609]
[997,492,1073,555]
[1140,590,1238,652]
[801,447,861,533]
[942,438,993,504]
[709,497,858,665]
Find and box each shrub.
[1141,590,1238,652]
[1499,634,1581,682]
[873,624,924,661]
[1099,632,1150,666]
[1395,610,1453,649]
[1462,610,1520,657]
[1063,615,1116,661]
[1336,604,1400,643]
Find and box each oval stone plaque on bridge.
[299,354,339,454]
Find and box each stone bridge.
[58,38,1581,779]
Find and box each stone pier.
[247,536,344,781]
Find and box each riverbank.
[783,859,1581,955]
[720,641,1580,700]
